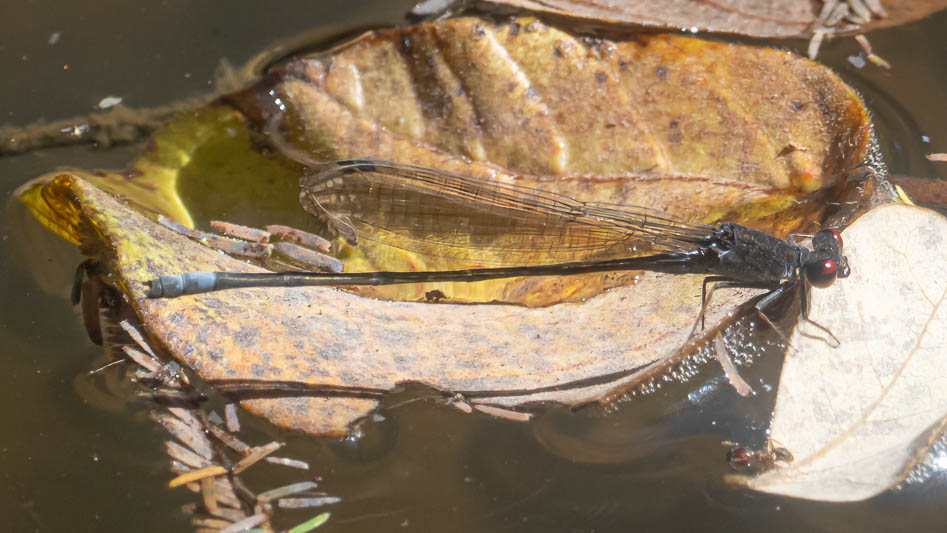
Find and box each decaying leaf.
[29,173,776,436]
[732,204,947,502]
[13,107,286,241]
[252,17,869,195]
[21,17,874,308]
[888,174,947,214]
[224,16,872,303]
[462,1,947,38]
[17,16,877,436]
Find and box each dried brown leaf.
[19,17,876,436]
[39,173,767,435]
[735,204,947,501]
[239,17,869,196]
[469,1,947,38]
[223,16,873,305]
[887,174,947,212]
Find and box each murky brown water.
[2,2,945,531]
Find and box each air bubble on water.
[863,134,889,177]
[639,381,657,395]
[688,382,716,404]
[901,433,947,488]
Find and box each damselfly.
[147,159,849,341]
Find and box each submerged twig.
[855,35,891,70]
[713,334,755,397]
[0,99,206,157]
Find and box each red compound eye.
[828,229,843,250]
[806,259,838,288]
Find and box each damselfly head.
[805,228,849,287]
[812,228,843,253]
